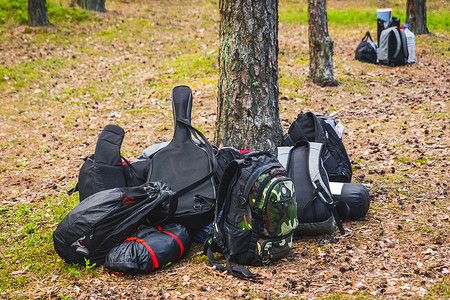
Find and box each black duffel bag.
[355,31,378,64]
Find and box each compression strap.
[157,226,184,259]
[125,236,159,271]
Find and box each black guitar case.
[146,85,217,231]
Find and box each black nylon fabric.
[213,152,287,264]
[76,125,127,201]
[355,31,377,64]
[331,183,370,220]
[377,17,400,45]
[94,125,124,165]
[104,224,191,274]
[71,125,150,202]
[53,182,172,265]
[378,27,408,66]
[287,141,333,229]
[321,122,352,183]
[282,112,352,183]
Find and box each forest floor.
[0,0,449,299]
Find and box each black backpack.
[377,27,409,67]
[53,182,175,265]
[355,31,377,64]
[282,112,352,183]
[145,86,218,231]
[68,125,150,202]
[204,152,298,280]
[284,141,348,236]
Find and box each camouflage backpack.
[204,152,298,280]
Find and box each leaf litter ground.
[0,0,448,299]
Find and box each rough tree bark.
[28,0,49,27]
[307,0,338,87]
[215,0,283,154]
[77,0,106,12]
[406,0,429,34]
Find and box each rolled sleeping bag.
[104,224,191,274]
[329,182,370,220]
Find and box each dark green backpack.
[204,152,298,280]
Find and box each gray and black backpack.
[281,141,348,236]
[377,27,409,67]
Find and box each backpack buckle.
[239,193,247,206]
[193,197,202,210]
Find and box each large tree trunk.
[78,0,106,12]
[28,0,49,27]
[406,0,429,35]
[215,0,283,153]
[307,0,338,87]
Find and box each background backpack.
[282,112,352,183]
[377,27,409,66]
[204,152,298,279]
[68,125,149,202]
[53,182,175,265]
[355,31,377,64]
[145,86,218,231]
[284,141,347,236]
[104,224,191,274]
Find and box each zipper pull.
[89,228,95,240]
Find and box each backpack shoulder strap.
[391,28,402,59]
[308,142,346,235]
[399,29,409,58]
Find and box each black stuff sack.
[53,182,175,265]
[104,224,191,274]
[355,31,378,64]
[329,182,370,220]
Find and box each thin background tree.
[75,0,106,12]
[307,0,338,87]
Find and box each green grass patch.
[0,194,81,293]
[428,276,450,298]
[394,156,430,165]
[48,2,92,25]
[125,107,159,115]
[328,9,377,26]
[279,74,306,98]
[0,0,91,26]
[280,6,449,31]
[151,51,218,91]
[0,59,70,89]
